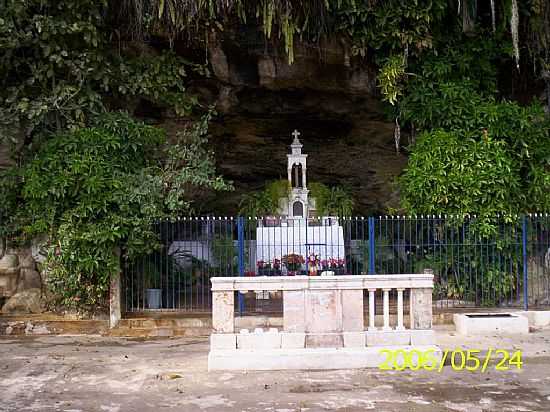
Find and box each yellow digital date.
[378,348,523,372]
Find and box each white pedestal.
[208,345,442,371]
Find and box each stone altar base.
[209,345,442,371]
[208,329,439,371]
[208,274,438,371]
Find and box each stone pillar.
[109,248,122,329]
[410,269,433,330]
[396,288,405,331]
[382,289,390,330]
[368,289,376,330]
[109,274,122,329]
[212,291,235,333]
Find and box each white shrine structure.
[280,130,313,219]
[255,131,345,270]
[207,132,440,371]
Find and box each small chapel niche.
[291,163,303,188]
[292,201,304,217]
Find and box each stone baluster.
[382,288,390,330]
[368,289,376,330]
[396,288,405,331]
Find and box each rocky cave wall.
[160,29,407,215]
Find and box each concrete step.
[0,317,108,336]
[109,316,212,337]
[118,317,212,329]
[108,326,211,338]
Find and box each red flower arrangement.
[318,258,346,275]
[323,258,345,268]
[257,259,283,276]
[283,254,305,272]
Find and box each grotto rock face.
[0,248,44,313]
[203,88,406,214]
[0,252,19,298]
[167,28,407,214]
[2,288,44,314]
[206,29,378,95]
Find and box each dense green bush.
[401,131,521,217]
[400,102,550,218]
[238,180,289,217]
[20,112,230,311]
[0,0,200,141]
[309,182,354,217]
[239,180,354,217]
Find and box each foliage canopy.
[19,113,230,310]
[0,0,201,142]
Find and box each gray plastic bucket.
[146,289,162,309]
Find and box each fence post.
[305,216,309,274]
[109,247,122,328]
[521,215,529,310]
[237,216,245,314]
[368,217,375,274]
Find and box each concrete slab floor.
[1,327,550,412]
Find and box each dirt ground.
[1,327,550,412]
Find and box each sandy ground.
[1,327,550,412]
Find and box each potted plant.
[321,258,346,275]
[283,254,305,276]
[142,262,162,309]
[331,258,346,275]
[257,260,269,276]
[257,259,282,276]
[272,258,281,276]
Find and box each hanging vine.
[490,0,496,33]
[393,117,401,154]
[511,0,520,69]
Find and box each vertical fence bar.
[521,215,529,310]
[368,217,375,274]
[237,216,245,314]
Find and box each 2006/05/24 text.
[379,348,523,372]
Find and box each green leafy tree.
[0,0,200,141]
[400,99,550,218]
[20,112,230,311]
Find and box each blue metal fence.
[122,214,550,312]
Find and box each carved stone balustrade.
[209,273,439,370]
